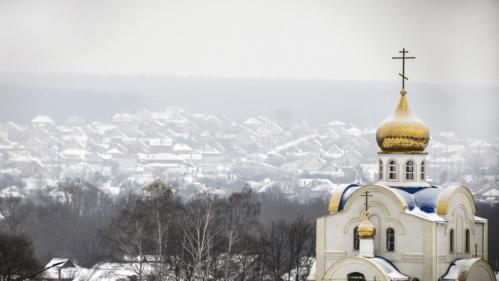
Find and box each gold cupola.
[357,211,375,238]
[376,89,429,154]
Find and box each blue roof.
[337,184,443,213]
[338,184,361,211]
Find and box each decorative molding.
[342,185,408,213]
[324,251,347,258]
[342,201,406,235]
[401,252,424,262]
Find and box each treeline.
[476,201,499,270]
[1,179,498,281]
[0,180,325,281]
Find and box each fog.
[0,0,498,86]
[1,0,498,137]
[0,73,497,137]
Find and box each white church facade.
[308,49,496,281]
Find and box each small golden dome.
[358,212,375,238]
[376,90,429,153]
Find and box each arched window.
[379,160,383,180]
[450,229,454,253]
[405,160,415,180]
[353,227,359,250]
[465,229,470,253]
[421,160,425,180]
[386,227,395,251]
[388,160,397,180]
[347,272,366,281]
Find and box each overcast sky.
[0,0,498,86]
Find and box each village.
[0,107,497,203]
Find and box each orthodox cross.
[392,48,416,90]
[361,191,373,212]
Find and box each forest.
[0,179,497,281]
[0,180,324,281]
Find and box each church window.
[465,229,470,253]
[421,160,425,180]
[388,160,397,180]
[353,227,359,250]
[450,229,454,253]
[405,160,415,180]
[386,227,395,251]
[379,160,383,180]
[347,272,366,281]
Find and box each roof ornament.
[361,190,372,212]
[358,190,375,239]
[392,48,416,91]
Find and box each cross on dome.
[361,191,372,212]
[392,48,416,90]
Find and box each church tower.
[375,49,430,189]
[310,48,496,281]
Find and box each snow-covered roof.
[333,184,460,222]
[148,137,173,146]
[370,257,409,280]
[0,186,25,198]
[173,143,193,152]
[441,258,490,280]
[346,127,362,137]
[482,187,499,197]
[326,120,346,127]
[139,153,181,161]
[106,148,122,155]
[74,262,156,281]
[61,148,90,159]
[31,115,55,124]
[244,117,263,125]
[42,258,83,279]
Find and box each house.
[41,258,84,281]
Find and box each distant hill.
[0,73,497,137]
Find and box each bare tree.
[0,232,39,281]
[0,195,30,234]
[285,217,314,281]
[221,188,259,280]
[258,221,288,281]
[180,194,223,281]
[143,180,180,280]
[107,199,152,281]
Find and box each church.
[307,49,497,281]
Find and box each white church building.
[308,50,497,281]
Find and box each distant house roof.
[481,187,499,198]
[42,258,83,280]
[73,261,156,281]
[31,115,55,125]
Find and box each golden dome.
[358,211,375,238]
[376,89,429,153]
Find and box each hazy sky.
[1,0,498,86]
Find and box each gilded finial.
[358,211,375,238]
[376,50,429,154]
[375,91,429,154]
